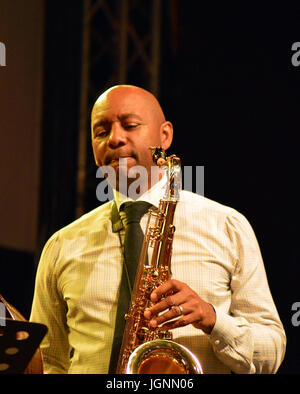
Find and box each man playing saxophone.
[30,84,286,374]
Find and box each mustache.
[104,151,138,166]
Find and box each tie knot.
[121,201,152,225]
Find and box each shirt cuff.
[208,306,254,373]
[209,307,238,349]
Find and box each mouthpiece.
[150,147,167,167]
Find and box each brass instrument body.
[116,200,177,373]
[116,149,203,374]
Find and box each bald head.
[92,84,166,128]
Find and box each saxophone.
[116,147,203,374]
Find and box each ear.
[160,121,173,150]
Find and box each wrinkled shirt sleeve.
[30,233,71,374]
[209,213,286,373]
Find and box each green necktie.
[108,201,152,373]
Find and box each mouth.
[107,155,137,166]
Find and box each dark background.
[1,1,299,373]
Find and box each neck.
[114,166,163,200]
[113,167,164,200]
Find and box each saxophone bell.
[126,339,203,374]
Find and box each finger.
[150,279,183,303]
[146,292,186,319]
[159,318,187,330]
[159,311,199,330]
[148,305,184,328]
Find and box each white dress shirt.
[30,176,286,374]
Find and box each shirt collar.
[113,175,167,212]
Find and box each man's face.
[91,87,171,192]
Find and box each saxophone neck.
[163,154,181,202]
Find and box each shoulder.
[179,190,252,232]
[179,191,260,261]
[48,201,114,243]
[37,201,114,271]
[180,190,238,217]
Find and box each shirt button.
[215,339,220,345]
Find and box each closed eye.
[94,129,109,138]
[93,119,110,138]
[123,123,139,130]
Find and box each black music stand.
[0,317,47,374]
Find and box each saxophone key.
[137,327,149,341]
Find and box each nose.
[107,122,126,149]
